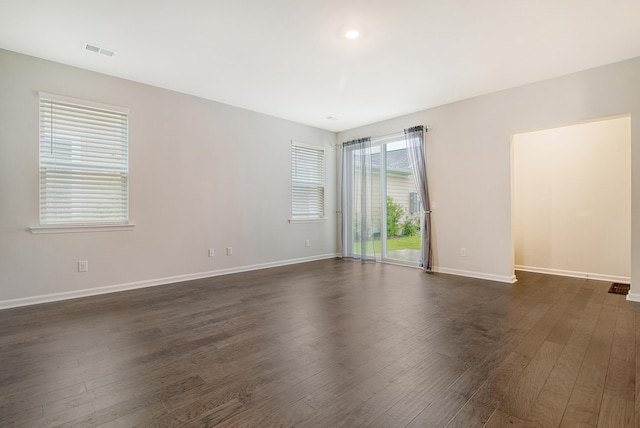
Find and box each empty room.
[1,1,639,427]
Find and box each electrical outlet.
[78,260,88,272]
[208,249,215,257]
[305,239,310,247]
[226,247,232,256]
[460,248,466,257]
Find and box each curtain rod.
[336,125,430,147]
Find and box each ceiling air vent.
[84,43,100,53]
[83,42,115,57]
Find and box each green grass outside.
[353,234,420,254]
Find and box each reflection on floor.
[386,248,420,263]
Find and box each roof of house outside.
[370,149,411,170]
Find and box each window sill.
[288,218,327,224]
[30,223,136,234]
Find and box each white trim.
[0,253,340,310]
[626,292,639,302]
[38,91,130,114]
[30,223,136,234]
[432,266,518,284]
[288,218,327,224]
[514,265,630,283]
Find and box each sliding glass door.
[382,139,421,264]
[342,141,380,260]
[343,136,421,264]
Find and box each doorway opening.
[511,116,631,282]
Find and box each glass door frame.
[342,134,421,267]
[378,136,420,267]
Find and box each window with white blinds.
[291,141,325,219]
[39,93,129,225]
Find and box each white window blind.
[39,94,129,225]
[291,142,325,219]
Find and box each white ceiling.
[1,0,639,132]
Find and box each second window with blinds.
[37,93,130,229]
[290,141,325,222]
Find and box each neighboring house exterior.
[369,148,420,235]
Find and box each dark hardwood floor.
[0,259,636,427]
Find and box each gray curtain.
[341,137,377,261]
[405,126,432,270]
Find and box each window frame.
[289,140,326,223]
[30,93,134,234]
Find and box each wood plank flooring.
[0,259,637,427]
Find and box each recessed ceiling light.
[345,30,360,40]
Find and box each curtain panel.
[405,126,433,270]
[341,137,377,261]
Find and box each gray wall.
[3,48,640,306]
[339,57,640,290]
[0,49,337,307]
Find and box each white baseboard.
[627,293,640,302]
[515,265,630,283]
[432,266,517,284]
[0,253,340,310]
